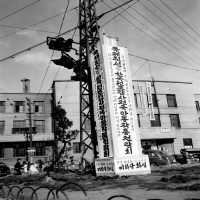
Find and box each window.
[82,95,89,109]
[195,101,200,111]
[73,142,81,153]
[137,114,141,127]
[134,94,138,107]
[13,120,26,134]
[34,142,45,156]
[34,101,44,113]
[152,94,158,107]
[34,120,45,133]
[84,118,91,131]
[183,138,193,148]
[0,121,5,134]
[0,144,4,158]
[150,114,161,127]
[0,101,5,113]
[13,143,25,157]
[169,114,180,127]
[166,94,177,107]
[14,101,25,113]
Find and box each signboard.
[146,82,152,104]
[160,127,170,133]
[103,45,141,157]
[90,42,114,158]
[138,84,148,116]
[114,156,150,174]
[27,149,35,153]
[149,103,155,121]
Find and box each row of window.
[137,114,181,127]
[0,142,45,158]
[0,142,81,158]
[0,120,45,134]
[72,139,194,154]
[134,94,177,108]
[0,101,44,113]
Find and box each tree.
[51,105,79,165]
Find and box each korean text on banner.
[89,43,113,158]
[146,82,152,104]
[138,84,148,116]
[104,45,140,156]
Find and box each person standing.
[14,158,22,175]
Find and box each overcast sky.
[0,0,200,97]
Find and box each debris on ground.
[0,164,200,192]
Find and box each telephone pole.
[26,98,34,163]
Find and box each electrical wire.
[34,0,71,102]
[159,0,200,39]
[0,24,60,34]
[139,1,200,53]
[149,0,200,46]
[101,0,139,27]
[0,26,77,63]
[0,6,77,40]
[0,87,17,118]
[121,0,200,63]
[0,0,43,22]
[132,60,148,77]
[0,0,137,63]
[128,54,200,72]
[109,0,200,69]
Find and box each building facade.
[0,79,54,167]
[53,79,200,161]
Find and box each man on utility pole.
[26,98,33,163]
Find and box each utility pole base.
[95,155,151,177]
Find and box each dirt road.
[1,163,200,200]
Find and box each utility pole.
[26,98,34,163]
[149,64,160,115]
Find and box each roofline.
[132,80,192,84]
[51,80,77,88]
[0,93,51,95]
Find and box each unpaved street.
[1,163,200,200]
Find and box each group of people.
[14,158,43,175]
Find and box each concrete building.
[0,79,54,167]
[52,79,200,161]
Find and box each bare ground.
[1,163,200,200]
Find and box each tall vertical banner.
[90,34,150,176]
[90,43,114,159]
[146,82,152,104]
[138,84,148,116]
[146,82,155,121]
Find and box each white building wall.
[0,92,54,166]
[54,80,200,158]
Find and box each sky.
[0,0,200,97]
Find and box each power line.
[0,0,42,22]
[139,1,200,53]
[128,54,200,72]
[104,1,199,69]
[0,24,59,34]
[101,0,140,27]
[132,60,148,77]
[159,0,200,39]
[35,0,71,102]
[149,0,200,46]
[0,26,77,63]
[121,0,200,63]
[0,6,78,40]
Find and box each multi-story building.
[0,79,54,166]
[52,79,200,161]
